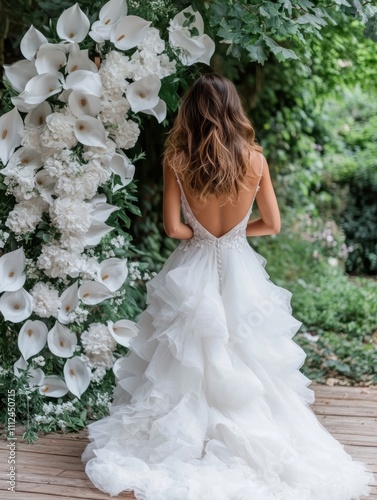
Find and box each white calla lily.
[39,375,69,397]
[108,319,138,348]
[85,223,114,247]
[0,247,26,293]
[98,258,128,292]
[65,70,102,96]
[66,43,98,73]
[74,115,107,148]
[20,25,48,60]
[18,73,63,106]
[24,102,52,127]
[0,107,23,165]
[109,153,135,192]
[10,97,37,113]
[63,357,91,398]
[57,3,90,43]
[47,321,77,357]
[58,281,79,325]
[14,355,28,378]
[3,59,38,93]
[27,368,45,388]
[168,7,215,66]
[89,0,127,42]
[0,288,33,323]
[35,171,56,205]
[68,91,101,118]
[101,0,127,26]
[141,98,167,123]
[78,281,114,305]
[90,194,119,222]
[110,15,151,50]
[18,320,48,361]
[89,22,111,44]
[126,74,161,113]
[35,43,67,74]
[173,6,204,34]
[5,147,43,171]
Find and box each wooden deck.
[1,383,376,500]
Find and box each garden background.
[0,0,376,441]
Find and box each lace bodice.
[176,186,255,252]
[175,152,264,253]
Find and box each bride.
[81,73,375,499]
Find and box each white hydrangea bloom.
[44,150,84,179]
[49,197,92,237]
[5,198,47,235]
[37,242,83,278]
[81,323,117,369]
[99,50,132,97]
[130,49,176,80]
[112,119,140,150]
[138,27,165,54]
[40,112,77,151]
[31,282,61,318]
[99,96,130,126]
[20,125,44,154]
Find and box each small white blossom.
[32,355,46,367]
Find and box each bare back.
[163,151,280,241]
[179,152,264,238]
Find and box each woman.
[82,73,375,499]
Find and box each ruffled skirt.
[82,242,376,499]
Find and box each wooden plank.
[0,493,86,500]
[312,404,377,417]
[1,480,135,499]
[312,397,377,408]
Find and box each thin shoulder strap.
[250,152,264,207]
[258,152,264,182]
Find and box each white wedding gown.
[82,158,376,499]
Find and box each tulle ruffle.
[82,242,376,499]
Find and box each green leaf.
[246,43,268,65]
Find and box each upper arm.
[255,155,281,233]
[163,163,182,236]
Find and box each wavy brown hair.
[163,73,263,204]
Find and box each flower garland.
[0,0,214,404]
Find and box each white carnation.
[5,198,47,235]
[40,112,77,151]
[112,119,140,150]
[81,323,117,369]
[31,282,61,318]
[50,197,92,237]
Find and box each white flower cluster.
[0,0,215,401]
[81,323,117,369]
[0,230,10,249]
